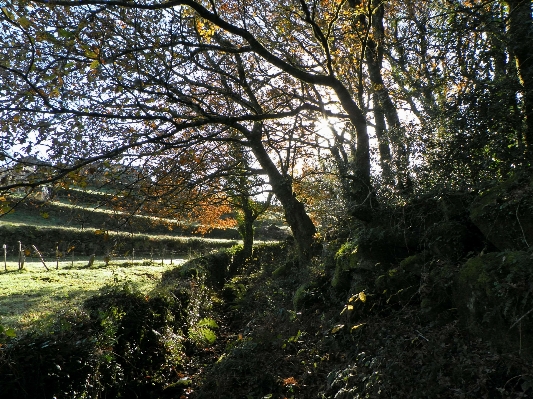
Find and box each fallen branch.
[509,308,533,331]
[32,245,49,271]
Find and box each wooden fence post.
[56,245,59,270]
[3,244,6,271]
[18,241,23,270]
[161,248,165,266]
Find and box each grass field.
[0,257,186,331]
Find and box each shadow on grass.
[0,285,105,329]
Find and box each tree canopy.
[1,0,532,259]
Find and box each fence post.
[18,241,23,270]
[170,250,173,265]
[132,248,135,264]
[56,245,59,270]
[161,248,165,266]
[3,244,6,271]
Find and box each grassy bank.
[0,258,187,330]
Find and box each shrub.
[0,283,191,398]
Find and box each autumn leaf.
[331,324,344,334]
[358,291,366,303]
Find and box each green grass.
[0,258,186,331]
[1,195,241,239]
[1,197,183,231]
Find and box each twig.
[415,330,429,342]
[516,203,530,248]
[509,308,533,331]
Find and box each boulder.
[455,251,533,358]
[470,172,533,251]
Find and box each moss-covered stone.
[424,221,469,261]
[455,251,533,358]
[355,226,412,264]
[470,172,533,251]
[293,281,321,310]
[222,276,248,303]
[332,241,360,290]
[374,256,422,306]
[399,253,425,273]
[420,260,458,321]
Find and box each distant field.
[0,258,186,331]
[1,196,241,239]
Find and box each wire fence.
[2,242,190,271]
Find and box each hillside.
[1,188,241,238]
[0,188,287,261]
[1,175,532,398]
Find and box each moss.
[332,241,359,290]
[458,256,491,289]
[374,264,420,306]
[456,251,533,358]
[470,171,533,251]
[222,277,248,303]
[399,253,425,270]
[293,283,311,310]
[424,221,469,261]
[272,259,294,278]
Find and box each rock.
[470,172,533,251]
[455,251,533,358]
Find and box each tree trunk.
[365,0,412,192]
[373,92,394,186]
[239,198,254,260]
[505,0,533,155]
[331,81,376,221]
[246,126,317,262]
[229,196,255,276]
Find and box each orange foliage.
[189,196,238,234]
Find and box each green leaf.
[197,317,218,329]
[89,60,100,70]
[1,7,14,20]
[199,327,216,344]
[5,328,16,338]
[58,28,73,38]
[18,16,31,28]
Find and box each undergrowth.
[1,240,532,398]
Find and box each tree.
[385,0,530,189]
[504,0,533,155]
[0,0,380,260]
[3,0,530,263]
